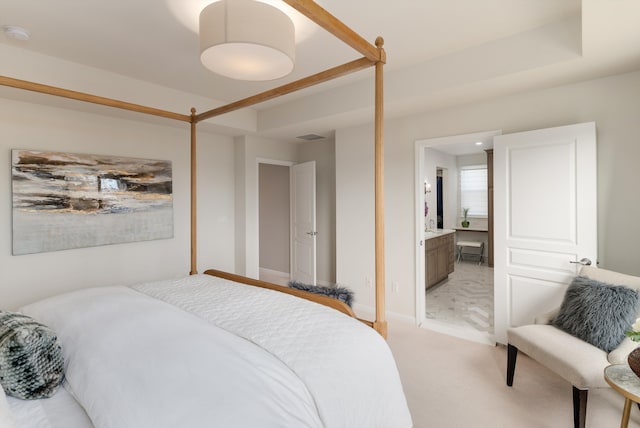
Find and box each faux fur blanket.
[288,281,354,307]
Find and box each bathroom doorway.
[415,130,500,344]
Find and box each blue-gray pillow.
[288,281,354,307]
[0,311,65,399]
[552,276,640,352]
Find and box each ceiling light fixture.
[2,25,30,41]
[199,0,295,81]
[475,141,483,146]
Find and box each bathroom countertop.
[424,228,456,240]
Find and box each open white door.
[494,122,597,344]
[290,161,317,284]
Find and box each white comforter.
[20,274,412,428]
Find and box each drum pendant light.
[199,0,295,81]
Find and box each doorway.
[258,162,292,286]
[415,130,500,344]
[257,159,317,286]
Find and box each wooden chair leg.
[572,386,587,428]
[506,344,517,386]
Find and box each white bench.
[456,240,484,265]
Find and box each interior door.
[290,161,317,284]
[493,122,597,344]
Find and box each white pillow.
[0,386,16,428]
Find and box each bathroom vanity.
[425,229,455,289]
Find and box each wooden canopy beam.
[195,57,372,122]
[282,0,382,63]
[0,75,191,123]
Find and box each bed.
[0,0,389,338]
[2,271,412,427]
[1,1,405,426]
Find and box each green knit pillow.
[0,311,65,399]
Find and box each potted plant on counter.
[461,207,470,228]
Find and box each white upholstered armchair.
[506,266,640,428]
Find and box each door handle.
[570,258,592,266]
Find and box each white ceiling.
[2,0,640,141]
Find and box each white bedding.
[14,274,412,428]
[1,383,16,428]
[7,383,92,428]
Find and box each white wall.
[336,69,640,320]
[335,125,377,309]
[197,132,236,273]
[0,98,235,310]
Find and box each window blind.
[460,166,488,217]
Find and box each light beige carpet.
[387,321,640,428]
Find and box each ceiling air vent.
[296,134,325,141]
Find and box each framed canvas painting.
[11,150,173,255]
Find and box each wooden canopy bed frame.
[0,0,388,337]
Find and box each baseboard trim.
[353,303,416,325]
[259,268,334,288]
[259,268,290,286]
[420,318,495,346]
[259,268,290,279]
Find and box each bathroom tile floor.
[425,260,494,333]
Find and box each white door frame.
[414,130,501,341]
[255,158,294,279]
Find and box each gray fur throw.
[552,276,640,352]
[288,281,354,307]
[0,311,65,399]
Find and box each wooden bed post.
[190,108,198,275]
[373,37,387,339]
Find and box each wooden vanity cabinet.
[425,233,455,289]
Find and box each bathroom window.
[460,166,487,217]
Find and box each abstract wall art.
[11,150,174,255]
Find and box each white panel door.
[290,161,317,284]
[494,122,597,344]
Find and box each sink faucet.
[429,218,435,231]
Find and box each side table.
[604,364,640,428]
